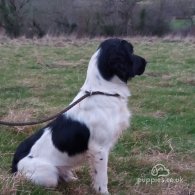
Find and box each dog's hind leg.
[17,157,59,188]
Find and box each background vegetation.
[0,36,194,194]
[0,0,195,38]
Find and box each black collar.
[85,90,120,97]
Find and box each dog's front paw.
[63,171,78,182]
[93,184,109,194]
[63,175,78,182]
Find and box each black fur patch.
[50,115,90,156]
[11,128,44,173]
[97,38,146,82]
[131,54,146,76]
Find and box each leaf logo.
[151,164,170,177]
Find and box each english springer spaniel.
[12,38,146,194]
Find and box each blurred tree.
[118,0,137,35]
[137,8,146,34]
[0,0,31,37]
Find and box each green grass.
[0,37,195,194]
[170,19,194,31]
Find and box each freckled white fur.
[17,49,131,194]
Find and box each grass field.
[0,36,195,195]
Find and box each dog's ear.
[112,62,130,82]
[120,40,134,53]
[111,40,134,82]
[120,40,146,77]
[131,54,147,76]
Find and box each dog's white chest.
[109,99,131,144]
[68,95,131,148]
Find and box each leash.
[0,91,120,126]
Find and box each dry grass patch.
[133,182,195,195]
[43,59,87,68]
[181,78,195,87]
[0,171,26,195]
[2,109,35,122]
[1,109,38,132]
[152,111,167,119]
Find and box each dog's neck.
[81,50,130,98]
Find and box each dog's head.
[97,38,147,83]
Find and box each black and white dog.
[12,38,146,194]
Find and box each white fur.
[17,50,131,194]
